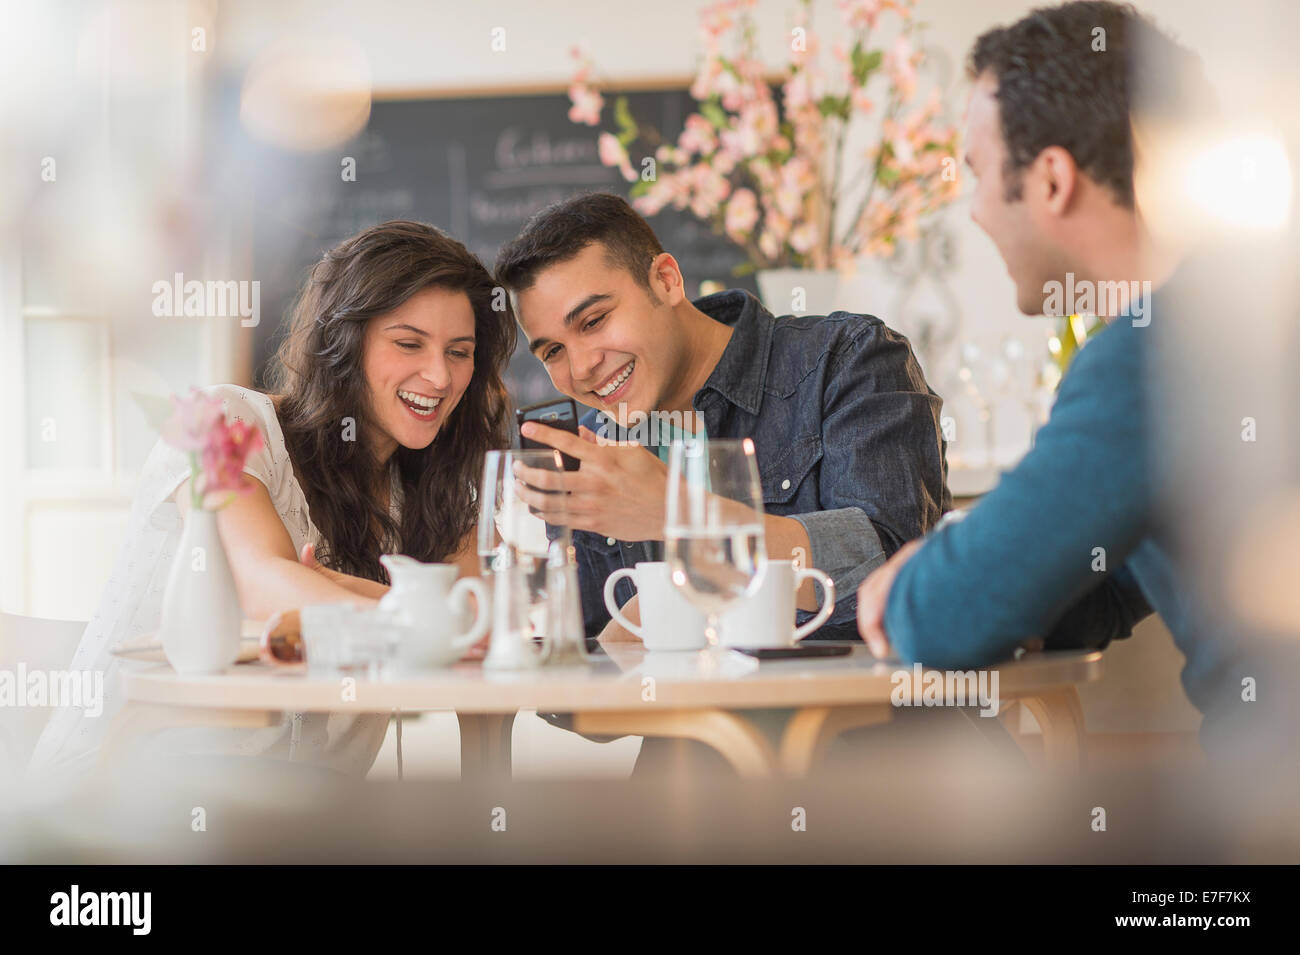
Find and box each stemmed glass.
[988,330,1060,456]
[663,437,769,647]
[956,340,996,468]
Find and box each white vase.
[160,508,242,674]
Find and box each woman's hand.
[259,608,303,664]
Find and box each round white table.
[111,644,1102,778]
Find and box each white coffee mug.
[719,560,835,648]
[603,561,708,651]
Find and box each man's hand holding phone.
[514,421,670,543]
[517,398,582,470]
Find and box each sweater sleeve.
[883,319,1152,668]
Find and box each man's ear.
[1035,146,1079,216]
[648,252,687,306]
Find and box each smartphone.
[732,644,854,660]
[516,397,581,471]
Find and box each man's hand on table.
[594,593,646,672]
[856,539,923,659]
[856,538,1048,663]
[597,592,644,647]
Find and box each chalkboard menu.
[246,87,755,406]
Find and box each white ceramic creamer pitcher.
[379,555,489,669]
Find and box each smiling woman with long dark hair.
[31,221,514,778]
[272,221,514,583]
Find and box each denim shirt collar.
[693,288,774,417]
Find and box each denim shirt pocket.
[759,432,823,507]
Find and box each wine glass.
[663,437,769,647]
[956,340,996,468]
[995,332,1058,453]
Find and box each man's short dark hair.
[494,192,665,296]
[969,1,1206,208]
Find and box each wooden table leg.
[1015,688,1088,772]
[457,711,516,782]
[572,708,779,778]
[99,701,281,767]
[779,703,894,777]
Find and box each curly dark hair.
[968,1,1207,208]
[269,221,515,582]
[494,192,664,298]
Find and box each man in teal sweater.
[857,2,1299,762]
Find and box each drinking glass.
[956,340,996,467]
[990,333,1058,455]
[663,437,768,647]
[478,448,583,668]
[479,450,548,571]
[300,603,390,679]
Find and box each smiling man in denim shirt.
[495,192,951,644]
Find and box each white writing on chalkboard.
[496,128,599,169]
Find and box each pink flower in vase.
[597,132,638,183]
[568,85,604,126]
[699,0,747,51]
[790,221,819,255]
[763,208,792,242]
[690,57,725,102]
[564,0,961,274]
[716,69,745,112]
[724,188,760,240]
[885,34,918,102]
[838,0,887,31]
[161,388,264,509]
[200,418,265,501]
[567,47,605,126]
[160,388,224,452]
[678,114,717,157]
[704,164,734,212]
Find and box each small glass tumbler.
[301,603,390,679]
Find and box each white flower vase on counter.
[160,508,243,674]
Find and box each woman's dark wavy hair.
[269,220,515,582]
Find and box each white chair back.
[0,613,87,769]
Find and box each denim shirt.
[574,288,952,642]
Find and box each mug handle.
[792,568,836,641]
[602,568,644,637]
[450,577,491,651]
